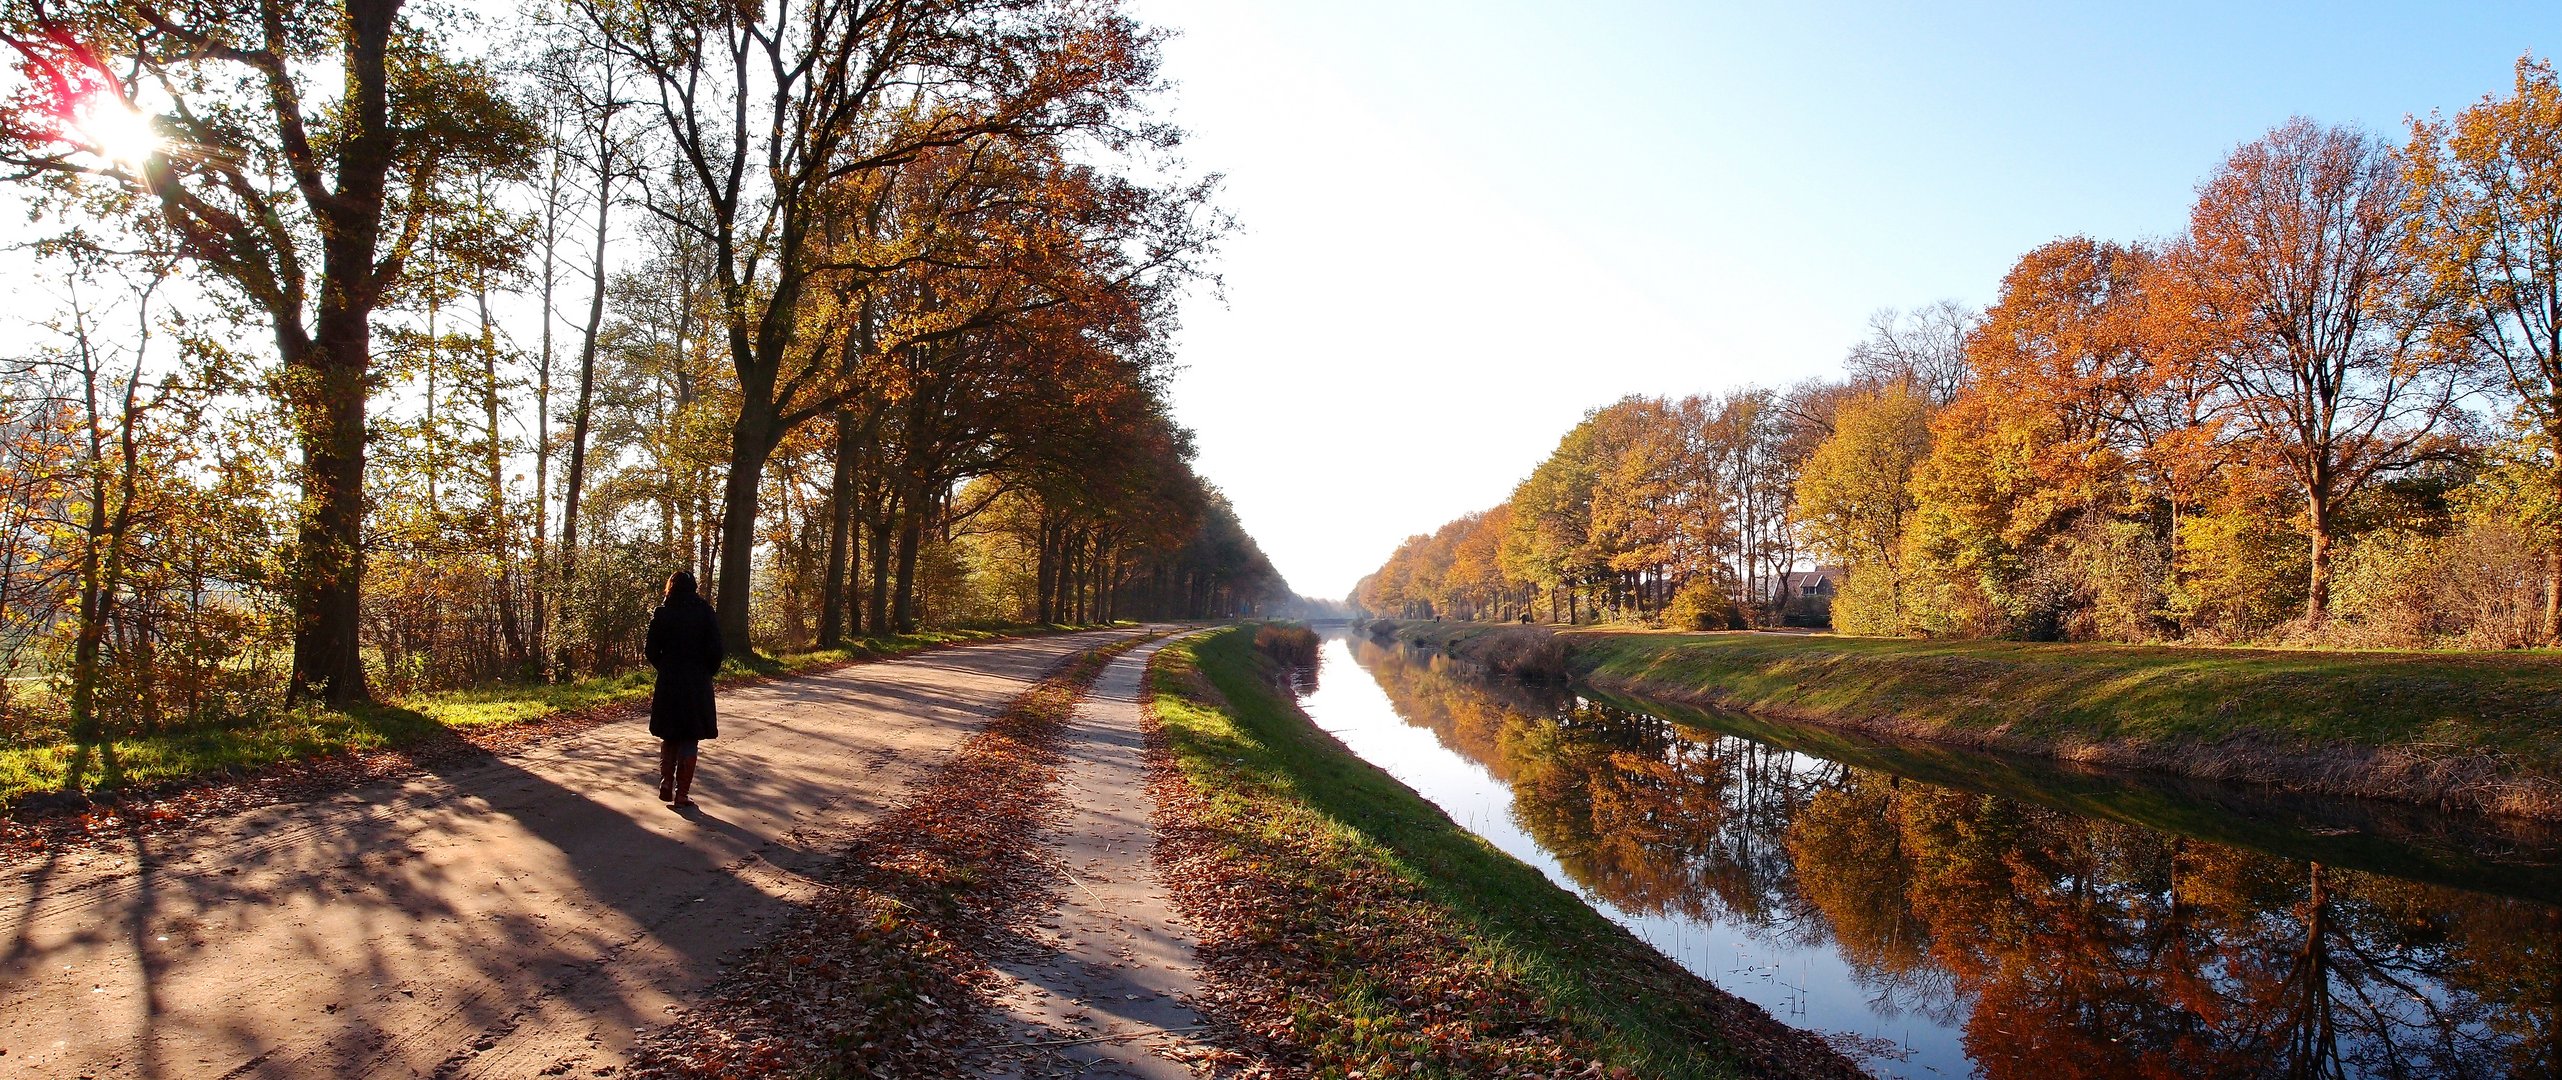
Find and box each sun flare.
[72,97,160,169]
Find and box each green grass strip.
[1558,631,2562,761]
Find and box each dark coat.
[646,593,726,741]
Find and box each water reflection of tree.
[1794,767,2549,1078]
[1788,781,1950,1017]
[1285,656,1319,696]
[1348,642,2562,1078]
[1357,639,1827,925]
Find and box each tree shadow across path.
[0,629,1122,1078]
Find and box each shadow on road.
[0,632,1121,1077]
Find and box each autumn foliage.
[0,0,1290,760]
[1366,58,2562,648]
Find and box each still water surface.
[1295,631,2561,1079]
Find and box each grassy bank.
[1381,621,2562,820]
[1147,627,1856,1079]
[0,624,1092,812]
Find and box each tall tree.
[2407,56,2562,638]
[1,0,535,703]
[582,0,1172,648]
[1845,300,1980,406]
[1904,237,2184,638]
[1507,413,1605,623]
[1794,383,1934,634]
[2167,118,2470,621]
[528,26,639,670]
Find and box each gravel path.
[0,628,1141,1079]
[975,635,1218,1079]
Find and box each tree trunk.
[555,143,615,668]
[817,409,860,648]
[1061,535,1079,624]
[867,502,895,636]
[2545,547,2561,645]
[1101,547,1120,623]
[529,182,558,671]
[1073,537,1090,624]
[846,485,868,638]
[892,509,923,633]
[287,284,377,706]
[474,273,524,667]
[68,342,145,744]
[714,399,780,651]
[2305,502,2333,623]
[1048,530,1067,623]
[1059,532,1080,624]
[1072,534,1091,623]
[1033,520,1058,624]
[816,289,876,645]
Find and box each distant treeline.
[0,0,1287,746]
[1361,59,2562,649]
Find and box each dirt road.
[0,628,1140,1079]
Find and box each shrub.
[1252,623,1321,666]
[1472,627,1569,681]
[2296,519,2546,649]
[2167,503,2309,641]
[1660,579,1743,631]
[1830,566,1911,636]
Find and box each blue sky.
[1131,0,2562,597]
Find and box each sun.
[71,96,160,170]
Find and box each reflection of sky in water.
[1296,636,1969,1077]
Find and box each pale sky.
[1134,0,2562,599]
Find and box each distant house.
[1772,566,1843,626]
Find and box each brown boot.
[657,744,677,802]
[672,756,697,810]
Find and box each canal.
[1295,630,2562,1079]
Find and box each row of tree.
[0,0,1286,742]
[1362,58,2562,648]
[1356,388,1819,628]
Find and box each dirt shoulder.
[1377,620,2562,822]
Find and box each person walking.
[646,570,725,810]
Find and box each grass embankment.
[0,624,1095,813]
[1385,621,2562,820]
[1147,627,1857,1079]
[1592,688,2562,901]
